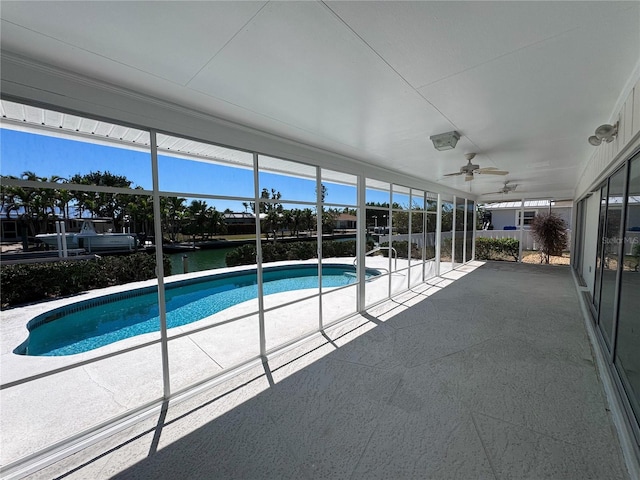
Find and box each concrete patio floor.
[12,261,632,479]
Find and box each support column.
[316,167,323,330]
[518,198,525,262]
[435,194,442,276]
[357,175,366,312]
[472,201,477,261]
[55,221,62,258]
[451,196,457,269]
[60,221,68,258]
[253,153,266,357]
[462,199,468,263]
[150,130,171,399]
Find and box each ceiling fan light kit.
[495,181,518,194]
[588,122,618,146]
[443,152,509,181]
[430,131,460,151]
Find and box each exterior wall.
[574,66,640,313]
[225,223,255,235]
[576,74,640,199]
[484,206,573,230]
[487,210,515,230]
[575,66,640,290]
[335,214,357,229]
[554,207,573,229]
[572,69,640,464]
[581,193,601,295]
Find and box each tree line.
[1,171,351,242]
[1,170,455,242]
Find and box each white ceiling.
[1,1,639,201]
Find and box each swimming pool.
[16,264,379,357]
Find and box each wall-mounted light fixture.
[430,131,460,151]
[588,122,618,146]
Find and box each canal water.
[167,247,235,275]
[167,235,357,275]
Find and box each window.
[517,210,536,226]
[1,220,18,240]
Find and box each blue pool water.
[17,264,378,357]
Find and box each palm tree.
[126,193,154,235]
[302,208,314,236]
[187,200,209,240]
[281,210,293,238]
[1,177,28,229]
[69,171,133,229]
[290,208,303,237]
[207,207,226,237]
[322,208,339,235]
[56,188,74,223]
[258,188,283,240]
[22,171,57,234]
[1,178,34,247]
[161,196,186,242]
[42,174,71,227]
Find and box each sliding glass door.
[614,154,640,431]
[598,167,626,349]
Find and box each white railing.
[376,232,435,248]
[354,246,397,272]
[377,229,574,253]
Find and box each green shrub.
[440,238,453,261]
[530,212,568,264]
[224,244,256,267]
[1,253,170,308]
[226,239,375,267]
[284,241,316,260]
[379,241,422,259]
[322,240,372,258]
[474,237,492,260]
[475,237,520,261]
[632,243,640,272]
[262,242,294,262]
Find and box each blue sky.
[0,128,376,211]
[1,129,154,188]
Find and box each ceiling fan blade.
[443,172,463,177]
[478,170,509,175]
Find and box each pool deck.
[2,260,631,479]
[0,257,409,385]
[1,256,416,468]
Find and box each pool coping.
[15,261,379,356]
[0,256,404,386]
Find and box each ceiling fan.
[485,181,518,195]
[443,153,509,181]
